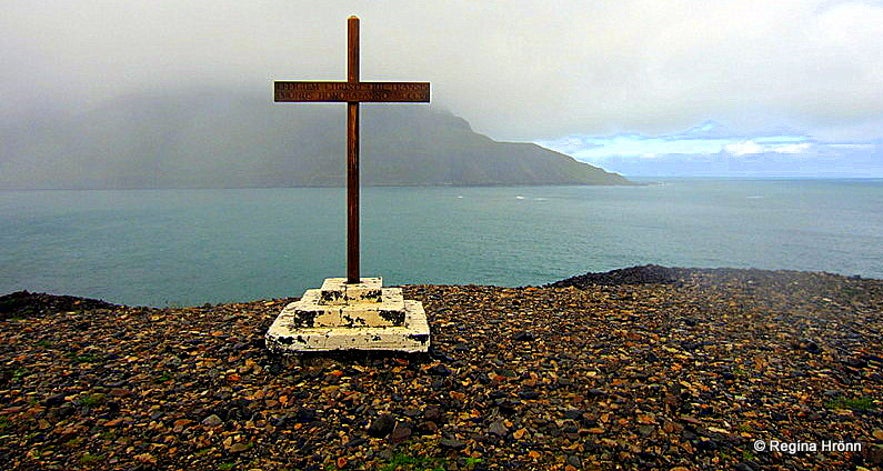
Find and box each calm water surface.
[2,179,881,306]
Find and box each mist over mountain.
[0,89,629,190]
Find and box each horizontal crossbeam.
[274,81,430,103]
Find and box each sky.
[2,0,882,177]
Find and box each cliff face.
[0,89,629,189]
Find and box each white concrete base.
[266,277,430,353]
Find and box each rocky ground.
[1,266,881,471]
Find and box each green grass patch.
[64,437,83,448]
[155,372,173,382]
[825,396,876,411]
[12,368,29,381]
[77,393,106,407]
[68,352,101,364]
[79,452,105,465]
[380,453,447,471]
[465,457,484,468]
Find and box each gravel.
[1,266,881,470]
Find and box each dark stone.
[428,364,452,376]
[439,438,467,450]
[488,390,507,400]
[495,368,518,378]
[487,420,507,437]
[734,463,754,471]
[429,346,455,362]
[803,339,821,354]
[43,393,67,407]
[323,373,341,384]
[224,398,254,421]
[567,455,582,468]
[696,439,719,451]
[417,421,438,435]
[367,414,396,438]
[423,406,442,422]
[518,390,540,400]
[865,443,883,465]
[272,414,297,431]
[770,411,788,422]
[56,404,75,419]
[563,409,583,420]
[345,438,367,448]
[106,401,121,415]
[266,362,284,375]
[495,398,520,414]
[389,425,412,444]
[513,331,535,342]
[202,414,223,427]
[294,408,317,423]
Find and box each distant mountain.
[0,89,630,189]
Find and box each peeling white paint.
[266,277,430,353]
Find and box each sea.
[2,178,881,307]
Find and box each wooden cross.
[274,16,430,284]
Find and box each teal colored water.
[2,179,881,307]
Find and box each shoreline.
[3,265,882,312]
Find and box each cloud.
[539,123,881,177]
[1,0,882,144]
[540,121,818,163]
[724,140,813,157]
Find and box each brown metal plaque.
[275,81,430,103]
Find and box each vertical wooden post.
[346,16,360,284]
[274,16,428,285]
